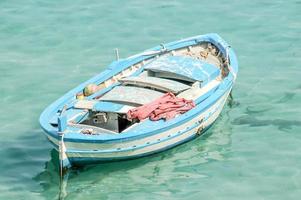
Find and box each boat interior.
[50,42,229,135]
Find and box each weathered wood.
[120,76,190,94]
[74,100,97,109]
[99,86,164,105]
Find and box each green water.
[1,0,301,199]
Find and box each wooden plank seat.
[74,100,135,113]
[119,76,190,94]
[98,86,164,106]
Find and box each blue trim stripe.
[69,123,215,164]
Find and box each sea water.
[0,0,300,199]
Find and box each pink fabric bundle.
[127,92,195,121]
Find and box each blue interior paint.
[93,102,128,112]
[49,108,87,125]
[58,114,67,132]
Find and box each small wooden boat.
[40,33,238,168]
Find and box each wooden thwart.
[120,76,190,94]
[99,86,164,105]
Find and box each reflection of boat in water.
[39,33,238,168]
[33,150,62,200]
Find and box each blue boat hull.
[39,33,238,166]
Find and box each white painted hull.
[46,88,230,164]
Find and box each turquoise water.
[1,0,301,199]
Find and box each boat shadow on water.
[33,98,237,200]
[232,87,301,132]
[232,115,301,131]
[232,104,301,132]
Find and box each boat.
[39,33,238,169]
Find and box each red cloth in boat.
[127,92,195,121]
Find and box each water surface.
[0,0,301,199]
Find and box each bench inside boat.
[73,55,221,133]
